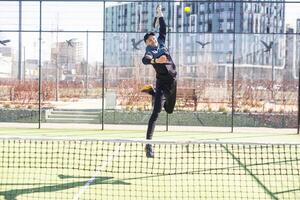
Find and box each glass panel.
[169,33,233,128]
[22,1,39,31]
[41,32,103,125]
[236,2,285,34]
[285,2,300,34]
[0,1,19,30]
[0,32,39,123]
[106,1,234,34]
[104,32,166,126]
[0,0,299,131]
[234,33,297,128]
[106,1,170,33]
[42,2,103,31]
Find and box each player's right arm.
[142,52,155,65]
[142,53,168,65]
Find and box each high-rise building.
[105,1,285,81]
[0,47,12,57]
[296,19,300,33]
[51,41,83,70]
[0,53,12,78]
[0,46,13,78]
[50,41,84,81]
[285,26,295,81]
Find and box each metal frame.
[0,0,299,133]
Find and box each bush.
[279,109,284,114]
[268,108,273,113]
[3,103,11,108]
[218,107,227,113]
[243,108,250,113]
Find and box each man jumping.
[142,5,177,158]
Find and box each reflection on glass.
[234,34,297,128]
[168,33,233,127]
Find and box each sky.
[0,1,300,62]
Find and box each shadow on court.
[0,175,130,200]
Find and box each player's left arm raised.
[156,5,166,45]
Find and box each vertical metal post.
[55,24,59,101]
[18,1,22,80]
[298,58,300,134]
[38,0,42,128]
[231,2,236,133]
[166,1,171,131]
[86,30,89,96]
[23,46,25,80]
[101,1,106,130]
[55,54,59,101]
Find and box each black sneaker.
[145,144,154,158]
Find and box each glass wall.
[103,32,167,125]
[0,0,299,131]
[169,33,233,128]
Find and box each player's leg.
[145,87,163,158]
[163,80,177,114]
[145,88,163,149]
[145,143,154,158]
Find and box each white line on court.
[72,143,124,200]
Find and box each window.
[200,4,205,12]
[189,14,197,32]
[219,22,223,31]
[244,3,248,12]
[208,14,212,20]
[227,22,233,30]
[208,21,212,32]
[227,11,234,19]
[200,14,204,22]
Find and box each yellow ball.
[184,6,191,13]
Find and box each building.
[0,47,13,78]
[105,1,286,82]
[24,59,39,79]
[0,47,12,57]
[0,53,13,78]
[50,41,84,81]
[285,26,295,81]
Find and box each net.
[0,137,299,200]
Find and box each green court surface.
[0,127,299,200]
[0,126,298,142]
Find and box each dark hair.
[143,32,155,42]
